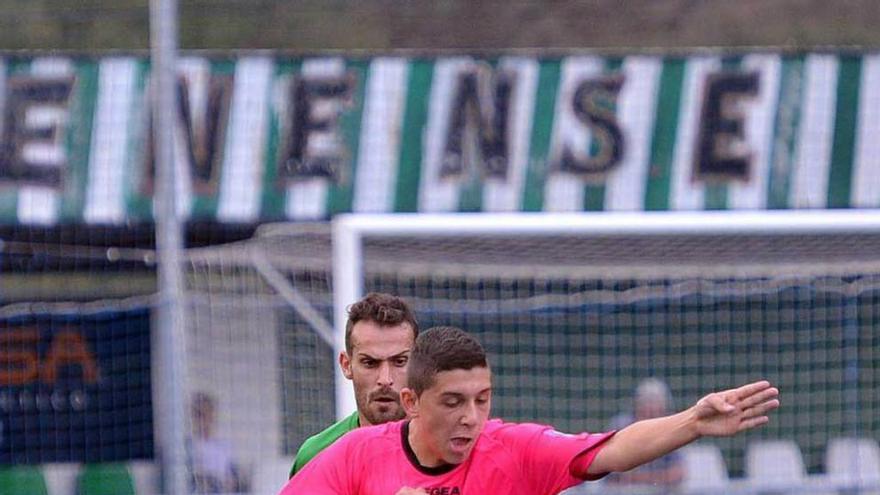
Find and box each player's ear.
[339,351,354,380]
[401,387,418,417]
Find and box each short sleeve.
[492,422,615,495]
[289,439,312,477]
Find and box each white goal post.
[331,209,880,419]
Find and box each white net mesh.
[183,226,334,494]
[6,220,878,494]
[183,221,880,486]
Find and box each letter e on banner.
[0,76,75,187]
[280,71,356,184]
[695,70,760,182]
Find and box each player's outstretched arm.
[585,380,779,476]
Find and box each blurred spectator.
[607,378,685,493]
[189,392,247,494]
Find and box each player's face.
[406,366,492,466]
[341,320,415,426]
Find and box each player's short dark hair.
[345,292,419,354]
[407,326,488,396]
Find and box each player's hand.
[395,488,427,495]
[692,380,779,437]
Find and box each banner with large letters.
[1,52,879,225]
[0,303,152,463]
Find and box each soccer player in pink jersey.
[281,326,780,495]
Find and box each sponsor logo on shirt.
[425,487,461,495]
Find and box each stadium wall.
[2,51,880,226]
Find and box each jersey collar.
[401,420,458,476]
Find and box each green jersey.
[289,411,360,477]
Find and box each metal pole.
[331,210,880,237]
[150,0,189,494]
[332,218,362,419]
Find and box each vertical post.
[150,1,189,494]
[843,295,861,478]
[332,217,361,419]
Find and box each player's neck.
[406,419,447,469]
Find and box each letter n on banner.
[440,65,514,179]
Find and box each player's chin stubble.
[366,394,405,424]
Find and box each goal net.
[182,211,880,488]
[7,211,877,493]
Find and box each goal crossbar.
[331,209,880,418]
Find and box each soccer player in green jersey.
[289,292,420,476]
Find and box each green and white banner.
[1,52,878,225]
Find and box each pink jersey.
[281,419,614,495]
